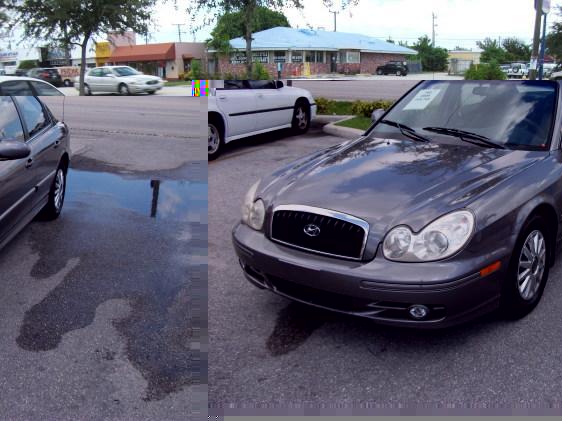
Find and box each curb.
[321,116,365,139]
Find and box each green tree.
[209,6,289,53]
[464,61,506,80]
[17,59,37,69]
[547,6,562,60]
[189,0,359,74]
[412,35,448,71]
[502,37,531,62]
[476,37,506,63]
[12,0,157,95]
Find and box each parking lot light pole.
[530,0,543,80]
[539,12,547,80]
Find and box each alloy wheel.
[295,107,308,130]
[54,169,65,212]
[208,124,220,154]
[517,229,546,300]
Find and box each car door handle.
[218,95,227,100]
[25,158,33,168]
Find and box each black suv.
[376,61,409,76]
[27,68,63,87]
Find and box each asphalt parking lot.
[209,120,562,410]
[0,97,207,420]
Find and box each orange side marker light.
[480,260,501,277]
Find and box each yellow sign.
[303,62,311,76]
[95,41,111,59]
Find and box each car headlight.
[382,210,474,262]
[241,180,265,230]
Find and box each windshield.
[113,67,141,76]
[368,80,557,150]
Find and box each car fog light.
[408,304,429,319]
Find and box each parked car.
[376,61,409,76]
[507,62,529,79]
[499,64,511,75]
[0,95,70,251]
[76,66,164,95]
[208,80,317,160]
[27,68,63,87]
[233,80,561,328]
[0,76,64,96]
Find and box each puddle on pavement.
[16,169,208,401]
[65,169,207,221]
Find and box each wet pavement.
[0,99,207,420]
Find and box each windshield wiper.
[422,126,505,150]
[379,119,431,143]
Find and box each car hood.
[260,137,544,239]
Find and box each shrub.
[17,60,38,70]
[351,99,394,117]
[251,62,270,80]
[464,61,506,80]
[186,59,202,80]
[315,97,336,114]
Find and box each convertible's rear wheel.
[501,217,550,319]
[39,164,67,220]
[208,117,224,161]
[291,101,310,135]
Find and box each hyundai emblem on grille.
[303,224,321,237]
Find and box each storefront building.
[211,26,417,77]
[105,42,206,80]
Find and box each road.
[290,80,423,100]
[59,85,193,96]
[209,123,562,412]
[0,97,207,420]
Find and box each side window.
[0,80,34,96]
[14,97,49,138]
[89,68,102,77]
[103,68,114,77]
[248,80,276,89]
[0,97,24,141]
[30,81,63,96]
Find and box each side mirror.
[371,108,385,123]
[275,80,284,89]
[0,140,31,160]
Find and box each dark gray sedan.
[0,96,70,251]
[233,80,561,328]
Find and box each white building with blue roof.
[209,26,417,77]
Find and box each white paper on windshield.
[403,88,441,110]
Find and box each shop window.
[291,52,303,63]
[305,51,324,63]
[346,51,360,64]
[274,51,286,63]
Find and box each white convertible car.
[208,80,317,160]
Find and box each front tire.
[208,117,224,161]
[291,100,310,135]
[501,217,550,319]
[396,70,401,76]
[376,69,383,75]
[38,164,67,221]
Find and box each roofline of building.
[208,47,417,55]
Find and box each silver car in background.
[76,66,164,95]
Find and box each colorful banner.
[192,80,209,97]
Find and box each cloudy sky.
[2,0,561,51]
[155,0,562,50]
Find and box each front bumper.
[232,222,509,328]
[129,83,163,93]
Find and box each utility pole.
[432,12,437,47]
[530,0,543,80]
[174,23,187,43]
[329,10,339,32]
